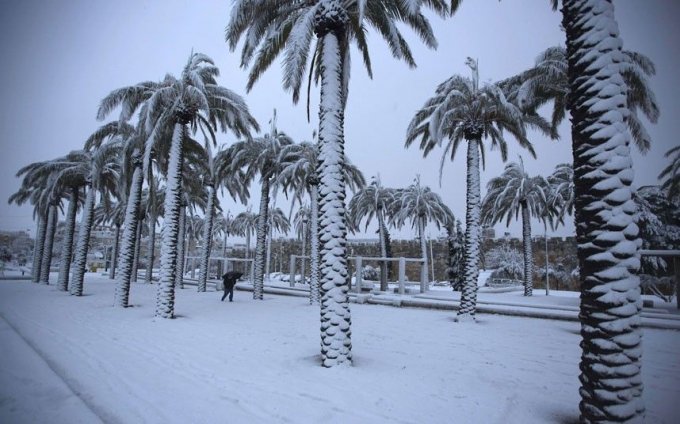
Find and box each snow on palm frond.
[390,175,453,230]
[658,145,680,200]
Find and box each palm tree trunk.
[70,186,96,296]
[253,178,270,299]
[300,220,308,284]
[57,188,79,291]
[418,216,428,293]
[39,205,58,283]
[109,224,121,279]
[156,123,185,318]
[114,160,143,307]
[544,221,549,296]
[316,24,352,367]
[309,183,321,304]
[131,217,142,283]
[378,210,388,292]
[31,213,48,283]
[521,201,533,296]
[457,138,481,320]
[175,205,186,289]
[198,184,216,292]
[245,232,250,259]
[564,0,644,420]
[144,212,156,283]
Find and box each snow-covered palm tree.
[278,141,365,304]
[503,44,658,153]
[481,159,549,296]
[102,52,257,318]
[560,0,645,419]
[231,210,258,260]
[293,205,311,284]
[196,145,249,292]
[659,145,680,201]
[230,123,293,300]
[55,143,121,296]
[406,58,549,320]
[391,176,454,293]
[347,176,395,291]
[226,0,453,368]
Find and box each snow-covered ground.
[1,275,679,423]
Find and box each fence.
[289,254,427,294]
[183,256,254,287]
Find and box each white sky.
[0,0,678,242]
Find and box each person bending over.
[221,271,243,302]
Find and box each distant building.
[481,226,495,240]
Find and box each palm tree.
[100,52,258,318]
[406,58,549,320]
[348,175,395,291]
[391,176,453,293]
[503,45,658,153]
[61,144,122,296]
[230,120,293,299]
[143,176,164,284]
[480,159,549,296]
[196,145,249,292]
[267,206,291,277]
[659,145,680,201]
[560,1,644,419]
[226,0,453,368]
[278,141,365,303]
[232,210,258,260]
[293,205,311,284]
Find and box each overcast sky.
[0,0,678,242]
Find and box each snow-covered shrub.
[486,244,523,280]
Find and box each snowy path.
[1,276,679,423]
[0,315,102,423]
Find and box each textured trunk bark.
[253,178,270,299]
[70,186,96,296]
[109,224,120,279]
[144,211,156,283]
[544,222,549,296]
[39,205,58,283]
[245,232,250,259]
[378,209,388,291]
[564,0,644,420]
[31,213,47,283]
[457,138,481,320]
[521,201,533,296]
[175,205,186,289]
[309,183,321,304]
[198,184,216,292]
[156,123,185,318]
[418,216,428,293]
[300,220,308,284]
[57,189,79,291]
[265,217,273,279]
[114,160,143,307]
[131,218,142,283]
[317,28,352,367]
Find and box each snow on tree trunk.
[131,218,142,283]
[57,188,79,291]
[70,185,96,296]
[114,159,143,307]
[564,0,644,420]
[39,205,58,283]
[544,222,549,296]
[521,201,533,296]
[156,123,185,319]
[31,213,47,283]
[457,138,481,320]
[245,232,250,259]
[109,224,120,280]
[309,183,321,305]
[198,184,216,292]
[175,205,186,289]
[316,24,352,367]
[418,215,429,293]
[378,209,388,291]
[144,211,156,283]
[253,178,270,299]
[300,219,308,284]
[265,214,273,279]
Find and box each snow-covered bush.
[486,244,523,281]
